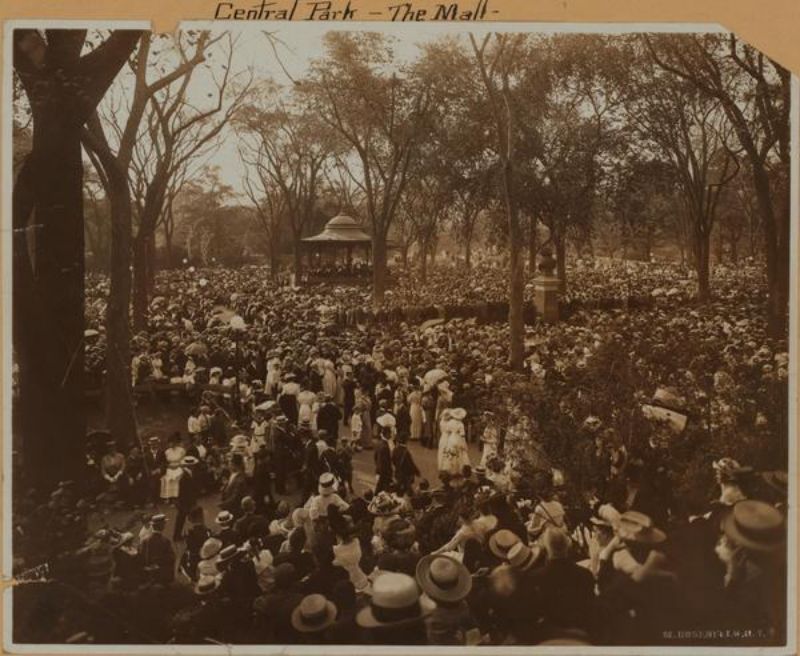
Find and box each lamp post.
[229,314,247,419]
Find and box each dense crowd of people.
[12,256,789,646]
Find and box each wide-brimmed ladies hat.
[368,491,402,517]
[416,554,472,603]
[449,408,467,421]
[722,500,785,552]
[506,542,543,571]
[616,511,666,545]
[488,529,521,560]
[356,572,436,628]
[291,594,338,633]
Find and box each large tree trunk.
[420,240,429,284]
[503,161,524,371]
[270,237,279,279]
[16,130,86,491]
[752,166,789,335]
[372,235,388,308]
[163,221,174,269]
[527,219,537,274]
[132,234,149,331]
[694,227,712,302]
[293,234,303,276]
[555,234,567,295]
[146,230,157,294]
[13,30,141,494]
[729,231,740,264]
[14,135,86,493]
[104,171,137,448]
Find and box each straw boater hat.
[506,542,543,571]
[194,574,221,596]
[291,594,338,633]
[181,456,199,467]
[356,572,436,628]
[416,555,472,603]
[488,529,521,560]
[318,472,338,496]
[216,511,234,527]
[217,544,240,566]
[151,514,167,531]
[722,500,785,552]
[616,511,666,545]
[200,537,223,560]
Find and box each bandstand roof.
[302,214,372,244]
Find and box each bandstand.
[301,214,374,284]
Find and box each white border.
[2,18,797,656]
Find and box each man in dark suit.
[143,436,166,505]
[301,431,320,501]
[374,428,393,493]
[173,456,200,541]
[526,527,595,642]
[317,395,342,443]
[392,435,419,495]
[140,514,175,585]
[220,454,248,516]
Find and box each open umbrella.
[420,318,445,331]
[424,368,448,387]
[211,305,236,323]
[185,341,208,357]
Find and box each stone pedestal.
[534,246,560,323]
[534,275,560,323]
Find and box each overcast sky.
[200,23,432,199]
[84,21,724,203]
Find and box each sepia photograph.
[4,20,795,651]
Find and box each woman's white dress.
[297,390,315,426]
[408,390,423,440]
[322,361,338,399]
[437,419,471,476]
[160,445,186,499]
[332,538,370,593]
